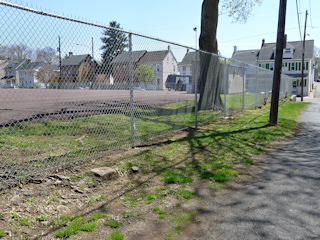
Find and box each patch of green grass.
[49,195,59,203]
[123,211,134,218]
[20,218,30,226]
[10,212,19,219]
[0,230,7,237]
[104,220,120,228]
[153,207,167,215]
[36,215,46,221]
[88,212,107,222]
[107,232,124,240]
[161,169,193,184]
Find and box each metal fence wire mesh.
[0,1,293,189]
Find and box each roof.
[179,52,200,66]
[231,40,314,63]
[139,50,169,64]
[231,49,259,63]
[259,40,314,61]
[16,62,44,70]
[61,54,90,66]
[111,51,146,64]
[5,59,27,69]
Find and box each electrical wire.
[296,0,302,40]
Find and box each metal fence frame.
[0,0,293,189]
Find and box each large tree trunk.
[198,0,223,111]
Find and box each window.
[291,62,295,71]
[306,62,309,70]
[270,63,274,71]
[68,66,71,75]
[122,65,126,72]
[285,62,287,67]
[73,66,76,75]
[63,68,66,75]
[299,62,301,70]
[116,66,120,72]
[284,48,291,54]
[157,64,160,72]
[266,63,269,70]
[157,78,160,85]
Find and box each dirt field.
[0,89,195,126]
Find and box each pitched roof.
[231,49,259,63]
[259,40,314,61]
[16,61,44,70]
[61,54,90,66]
[139,50,169,64]
[179,51,200,66]
[111,51,146,64]
[231,40,314,63]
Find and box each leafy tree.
[100,21,128,75]
[134,65,154,89]
[35,64,59,88]
[198,0,262,110]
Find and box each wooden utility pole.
[301,10,308,101]
[269,0,287,125]
[58,36,62,88]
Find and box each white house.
[16,61,44,88]
[138,46,179,90]
[232,39,315,97]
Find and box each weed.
[0,230,7,237]
[175,203,182,207]
[10,212,19,219]
[123,211,134,218]
[49,195,59,203]
[153,207,166,215]
[36,215,46,221]
[25,198,35,205]
[107,231,124,240]
[104,220,120,228]
[88,212,107,222]
[20,218,30,226]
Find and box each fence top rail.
[0,0,220,58]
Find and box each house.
[232,39,315,96]
[111,46,179,90]
[61,53,96,83]
[138,46,179,90]
[16,61,45,88]
[0,59,28,88]
[111,50,146,88]
[176,51,200,92]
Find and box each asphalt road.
[186,83,320,240]
[0,89,194,126]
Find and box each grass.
[107,232,124,240]
[0,99,309,239]
[0,230,7,237]
[104,220,120,228]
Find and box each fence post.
[242,64,245,111]
[129,33,135,148]
[194,50,198,128]
[224,58,227,117]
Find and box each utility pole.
[301,10,308,101]
[58,36,62,89]
[92,37,95,85]
[269,0,287,125]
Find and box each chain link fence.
[0,1,293,189]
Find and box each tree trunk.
[198,0,223,110]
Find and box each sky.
[1,0,320,60]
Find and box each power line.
[309,0,313,28]
[296,0,302,40]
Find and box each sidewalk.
[183,84,320,239]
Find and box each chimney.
[186,49,189,54]
[261,39,265,48]
[168,45,171,51]
[69,52,73,56]
[233,46,237,53]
